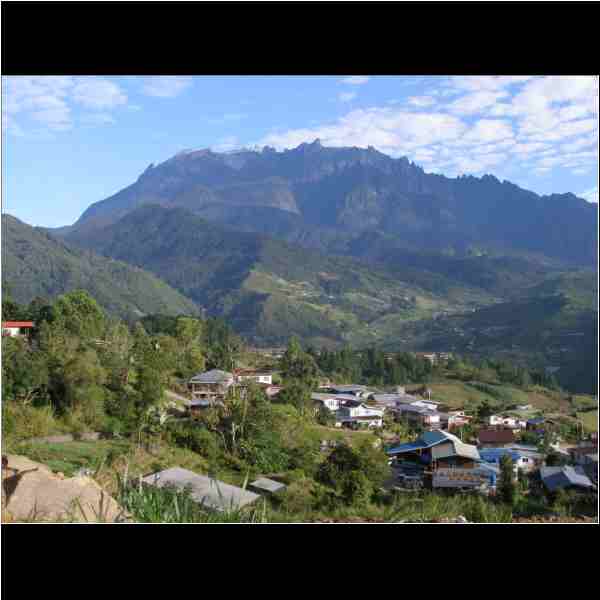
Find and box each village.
[154,350,598,512]
[2,318,598,522]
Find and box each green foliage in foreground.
[116,470,268,523]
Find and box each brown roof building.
[477,428,516,448]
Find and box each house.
[488,415,527,430]
[322,384,368,398]
[235,370,273,385]
[1,321,34,337]
[141,467,261,512]
[368,391,419,409]
[414,352,437,365]
[446,410,473,429]
[188,369,236,405]
[516,404,532,411]
[410,398,441,411]
[569,441,599,465]
[539,466,596,493]
[477,428,516,448]
[438,410,473,430]
[312,392,353,412]
[335,401,384,429]
[387,430,484,489]
[249,477,286,496]
[478,448,538,474]
[393,403,441,429]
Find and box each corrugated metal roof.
[190,369,234,384]
[478,429,515,443]
[141,467,260,511]
[432,441,480,461]
[540,466,595,492]
[479,448,523,463]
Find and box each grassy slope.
[2,214,198,320]
[66,205,494,347]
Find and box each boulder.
[2,454,129,523]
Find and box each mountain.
[66,141,597,267]
[1,214,199,321]
[65,204,496,347]
[378,270,598,393]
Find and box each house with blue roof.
[478,447,538,474]
[387,430,485,489]
[540,466,596,493]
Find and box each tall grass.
[115,467,268,523]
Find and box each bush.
[2,402,60,442]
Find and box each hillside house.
[335,401,383,429]
[235,370,273,385]
[322,384,368,398]
[445,410,473,429]
[1,321,34,337]
[477,428,516,448]
[312,392,354,412]
[387,430,484,490]
[488,415,527,430]
[479,448,539,474]
[394,403,441,429]
[411,398,441,411]
[540,466,596,493]
[189,369,236,405]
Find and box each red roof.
[2,321,34,328]
[478,429,515,444]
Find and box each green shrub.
[1,402,60,442]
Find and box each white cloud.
[341,76,370,85]
[2,76,127,135]
[449,75,534,93]
[338,91,357,103]
[461,119,514,144]
[212,135,240,152]
[407,96,436,108]
[258,107,467,157]
[580,186,598,203]
[448,90,508,115]
[141,76,193,98]
[72,78,127,109]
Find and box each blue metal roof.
[386,430,456,455]
[479,448,523,463]
[540,466,595,492]
[527,417,545,425]
[386,440,428,455]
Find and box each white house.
[335,402,384,429]
[236,371,273,385]
[394,403,441,428]
[488,415,527,430]
[312,392,350,412]
[1,321,34,337]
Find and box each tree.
[280,337,319,388]
[277,381,314,418]
[316,441,390,506]
[1,336,49,405]
[53,290,106,339]
[316,404,335,427]
[498,454,516,505]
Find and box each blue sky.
[2,75,598,228]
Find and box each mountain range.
[3,141,597,392]
[67,140,597,267]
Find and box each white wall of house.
[2,327,21,337]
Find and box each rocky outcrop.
[2,455,129,523]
